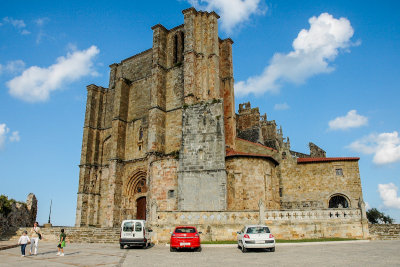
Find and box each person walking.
[18,231,30,257]
[29,221,42,255]
[56,229,68,256]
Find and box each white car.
[119,220,152,249]
[237,225,275,253]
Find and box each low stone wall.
[0,194,37,239]
[369,224,400,240]
[149,208,369,243]
[9,227,120,243]
[6,208,368,244]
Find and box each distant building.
[76,7,368,241]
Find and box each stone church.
[76,7,369,241]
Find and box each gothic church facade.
[76,8,368,241]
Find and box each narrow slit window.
[173,34,178,64]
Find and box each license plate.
[256,240,264,244]
[180,242,190,246]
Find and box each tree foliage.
[0,195,15,217]
[366,208,394,224]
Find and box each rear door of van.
[122,220,135,239]
[134,221,144,240]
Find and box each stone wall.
[226,157,279,210]
[235,138,278,160]
[150,158,179,211]
[369,224,400,240]
[149,208,368,243]
[10,227,120,243]
[280,158,363,210]
[0,194,37,238]
[309,142,326,158]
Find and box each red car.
[170,226,202,252]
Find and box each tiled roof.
[297,157,360,164]
[226,149,279,165]
[235,138,277,152]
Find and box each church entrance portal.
[136,197,146,220]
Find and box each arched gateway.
[126,171,148,220]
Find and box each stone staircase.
[369,224,400,240]
[6,227,120,243]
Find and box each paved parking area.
[0,240,400,266]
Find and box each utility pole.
[48,199,52,223]
[44,199,53,228]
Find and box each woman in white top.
[29,221,42,255]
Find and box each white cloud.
[0,60,26,75]
[0,124,10,148]
[7,46,100,102]
[1,17,30,35]
[378,183,400,209]
[188,0,266,33]
[9,131,20,142]
[235,13,357,96]
[35,17,49,26]
[274,102,290,110]
[328,110,368,130]
[3,17,26,28]
[348,131,400,165]
[365,202,371,210]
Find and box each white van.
[119,220,152,249]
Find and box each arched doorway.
[329,195,349,208]
[126,171,148,220]
[136,196,146,220]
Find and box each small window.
[175,227,196,233]
[168,190,175,198]
[139,128,143,141]
[246,227,270,234]
[138,145,142,151]
[173,34,178,64]
[135,222,142,232]
[336,168,343,176]
[123,222,134,232]
[279,188,283,197]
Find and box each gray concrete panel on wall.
[178,101,227,211]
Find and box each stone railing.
[153,208,362,225]
[264,209,361,221]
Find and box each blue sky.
[1,0,399,226]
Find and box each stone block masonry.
[178,100,226,211]
[369,224,400,240]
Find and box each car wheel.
[196,247,202,252]
[270,247,275,252]
[120,244,124,249]
[241,245,247,253]
[170,246,175,252]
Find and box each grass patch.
[276,238,358,243]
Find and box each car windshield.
[123,222,134,232]
[175,228,196,233]
[246,227,270,234]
